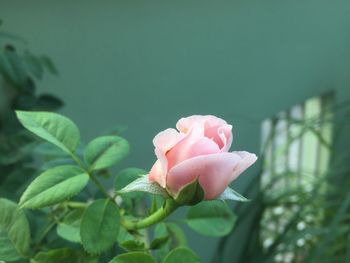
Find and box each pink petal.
[176,115,227,133]
[205,124,233,152]
[167,151,257,199]
[151,128,185,187]
[166,123,220,170]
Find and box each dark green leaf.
[84,135,129,171]
[36,94,64,111]
[31,248,98,263]
[174,180,204,206]
[186,200,236,237]
[0,198,30,261]
[150,235,169,250]
[119,240,145,251]
[80,199,120,254]
[16,111,80,155]
[108,252,155,263]
[19,165,89,209]
[163,247,200,263]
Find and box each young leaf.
[118,175,169,198]
[186,200,237,237]
[119,240,145,252]
[84,135,130,171]
[31,248,98,263]
[108,252,155,263]
[150,235,169,250]
[15,111,80,155]
[80,199,120,254]
[0,198,30,262]
[19,165,89,209]
[217,187,249,202]
[163,247,200,263]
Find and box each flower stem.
[122,198,179,230]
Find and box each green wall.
[2,0,350,262]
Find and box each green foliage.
[118,175,169,198]
[174,180,204,206]
[218,187,249,202]
[84,135,129,171]
[186,200,237,237]
[19,165,89,209]
[56,208,85,243]
[0,198,30,262]
[108,252,155,263]
[31,248,97,263]
[163,247,200,263]
[80,199,120,254]
[16,111,80,155]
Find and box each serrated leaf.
[118,175,169,198]
[16,111,80,155]
[80,199,120,254]
[186,200,236,237]
[0,198,30,262]
[84,135,129,171]
[31,248,98,263]
[19,165,89,209]
[217,187,249,202]
[163,247,200,263]
[108,252,155,263]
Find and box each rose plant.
[0,111,256,263]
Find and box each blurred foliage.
[0,19,63,200]
[214,96,350,263]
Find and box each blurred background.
[1,1,350,262]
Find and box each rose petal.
[205,124,233,152]
[166,123,220,169]
[151,128,185,186]
[176,115,227,133]
[149,160,166,187]
[167,151,257,199]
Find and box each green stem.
[90,173,111,199]
[122,198,179,230]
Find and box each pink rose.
[149,115,257,200]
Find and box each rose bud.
[149,115,257,203]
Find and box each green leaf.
[19,165,89,209]
[16,111,80,155]
[163,247,200,263]
[150,235,169,250]
[0,198,30,262]
[174,180,204,206]
[186,200,236,237]
[31,248,98,263]
[80,199,120,254]
[217,187,249,202]
[119,240,145,251]
[84,135,129,171]
[56,208,84,243]
[118,175,169,198]
[108,252,155,263]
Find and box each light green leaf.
[84,135,129,171]
[80,199,120,254]
[31,248,98,263]
[0,198,30,262]
[217,187,249,202]
[118,175,169,198]
[56,208,84,243]
[16,111,80,155]
[108,252,155,263]
[19,165,89,209]
[186,200,236,237]
[163,247,200,263]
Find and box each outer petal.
[150,128,185,187]
[167,151,257,199]
[166,123,220,170]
